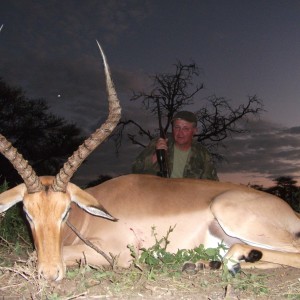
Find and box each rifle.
[156,99,170,178]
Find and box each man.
[132,111,218,180]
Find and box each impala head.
[0,42,121,281]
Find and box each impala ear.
[0,183,27,213]
[67,183,117,221]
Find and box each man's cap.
[172,111,197,125]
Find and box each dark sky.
[1,0,300,187]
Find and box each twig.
[0,235,16,252]
[0,266,29,281]
[64,291,87,300]
[66,220,114,267]
[0,282,24,290]
[18,233,33,247]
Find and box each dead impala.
[1,43,300,281]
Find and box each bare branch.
[196,95,264,143]
[115,60,264,160]
[114,119,154,151]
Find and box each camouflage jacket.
[132,137,218,180]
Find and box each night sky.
[1,1,300,187]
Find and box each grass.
[0,182,33,264]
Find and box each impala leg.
[224,243,300,274]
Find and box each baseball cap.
[172,111,197,125]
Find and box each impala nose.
[38,263,65,281]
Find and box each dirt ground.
[1,250,300,300]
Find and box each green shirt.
[171,146,191,178]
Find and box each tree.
[0,78,85,186]
[266,176,300,212]
[85,175,112,188]
[116,61,264,158]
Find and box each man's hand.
[152,138,168,164]
[156,138,168,150]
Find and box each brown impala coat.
[64,174,300,272]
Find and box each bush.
[0,181,32,246]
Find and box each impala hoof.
[182,261,197,275]
[209,260,222,270]
[182,260,222,274]
[196,260,222,270]
[229,263,241,276]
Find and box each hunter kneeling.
[132,111,218,180]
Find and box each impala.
[1,43,300,281]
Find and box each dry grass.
[1,241,300,300]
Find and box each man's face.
[172,119,197,148]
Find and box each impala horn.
[0,42,121,194]
[0,134,43,193]
[51,41,121,192]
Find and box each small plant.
[129,225,225,279]
[128,225,268,295]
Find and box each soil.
[1,250,300,300]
